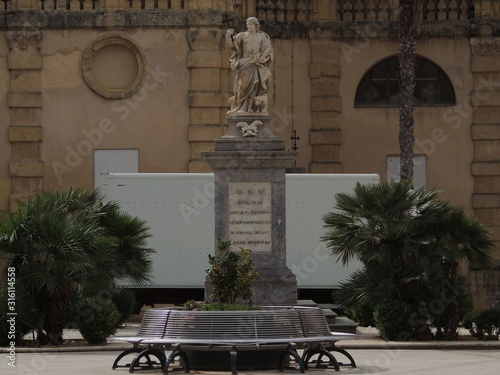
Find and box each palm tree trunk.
[43,279,72,345]
[398,0,419,181]
[442,259,460,339]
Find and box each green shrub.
[462,311,478,336]
[346,301,376,327]
[462,308,500,340]
[183,300,260,311]
[206,239,259,304]
[74,296,120,345]
[475,308,500,340]
[374,301,415,341]
[110,288,136,325]
[458,290,475,323]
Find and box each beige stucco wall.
[272,38,312,171]
[4,29,476,215]
[0,23,485,218]
[40,29,191,191]
[340,37,474,213]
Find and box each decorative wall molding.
[81,35,146,99]
[6,29,42,53]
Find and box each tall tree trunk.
[43,279,72,345]
[442,259,460,339]
[398,0,419,181]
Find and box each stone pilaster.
[309,41,343,173]
[187,28,225,172]
[470,36,500,310]
[6,29,44,209]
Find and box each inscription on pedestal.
[228,182,272,252]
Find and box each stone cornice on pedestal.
[202,149,297,170]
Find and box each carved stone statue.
[226,17,274,116]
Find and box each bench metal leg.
[279,348,305,373]
[302,348,340,371]
[163,350,190,375]
[328,346,357,368]
[129,347,166,373]
[112,347,143,369]
[230,348,238,375]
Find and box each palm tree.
[321,180,494,340]
[0,188,153,345]
[398,0,422,181]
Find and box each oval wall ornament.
[82,35,146,99]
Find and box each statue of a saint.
[226,17,274,116]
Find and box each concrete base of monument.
[250,266,298,306]
[185,350,289,371]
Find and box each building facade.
[0,0,499,309]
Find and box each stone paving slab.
[2,349,500,375]
[2,324,500,375]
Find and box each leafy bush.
[183,300,260,311]
[74,296,120,345]
[110,288,136,325]
[475,308,500,340]
[206,239,259,304]
[322,180,494,341]
[374,301,415,341]
[345,300,376,327]
[462,311,478,336]
[458,290,475,323]
[0,188,153,345]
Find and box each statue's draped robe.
[229,31,274,113]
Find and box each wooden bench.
[139,307,358,374]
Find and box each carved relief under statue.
[222,116,277,139]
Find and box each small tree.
[0,187,153,345]
[206,239,259,305]
[322,180,494,340]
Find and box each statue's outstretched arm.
[225,29,236,49]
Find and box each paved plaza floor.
[2,348,499,375]
[2,326,499,375]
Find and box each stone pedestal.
[202,115,298,305]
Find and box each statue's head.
[246,17,260,31]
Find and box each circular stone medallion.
[82,35,146,99]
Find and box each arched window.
[355,56,456,107]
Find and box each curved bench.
[139,307,357,374]
[143,309,305,374]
